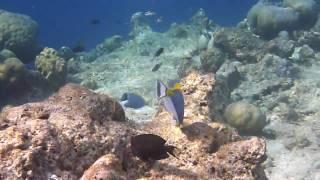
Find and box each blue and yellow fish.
[156,80,184,126]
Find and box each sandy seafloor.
[69,13,320,180]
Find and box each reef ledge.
[0,72,267,179]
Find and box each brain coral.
[283,0,318,27]
[247,0,319,39]
[0,10,38,62]
[224,101,267,134]
[0,57,29,98]
[35,47,67,90]
[247,3,299,39]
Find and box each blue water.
[1,0,258,49]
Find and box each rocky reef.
[0,73,267,179]
[1,2,320,179]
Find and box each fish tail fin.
[156,80,168,98]
[165,145,179,159]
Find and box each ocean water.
[1,0,257,49]
[1,0,320,179]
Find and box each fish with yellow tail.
[156,80,184,126]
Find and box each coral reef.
[247,0,318,39]
[167,23,189,38]
[35,47,67,90]
[0,50,49,108]
[89,35,123,59]
[247,3,299,39]
[0,74,267,179]
[1,5,319,179]
[224,101,267,134]
[0,49,16,62]
[214,28,265,63]
[0,57,30,98]
[200,47,226,73]
[0,10,38,62]
[283,0,318,27]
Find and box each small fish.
[90,19,101,25]
[144,11,156,16]
[154,48,164,57]
[156,80,184,126]
[152,62,162,72]
[120,92,145,109]
[131,134,177,161]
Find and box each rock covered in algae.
[0,84,126,179]
[35,47,67,89]
[0,73,267,179]
[0,9,38,62]
[82,71,267,180]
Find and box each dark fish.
[154,48,164,57]
[131,134,177,161]
[151,62,162,72]
[90,19,101,25]
[72,42,85,53]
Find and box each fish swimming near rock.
[131,134,177,161]
[154,47,164,57]
[151,62,162,72]
[120,92,145,109]
[156,80,184,126]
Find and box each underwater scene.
[0,0,320,179]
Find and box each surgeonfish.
[131,134,177,161]
[154,48,164,58]
[166,83,182,96]
[156,80,184,126]
[151,62,162,72]
[120,92,145,109]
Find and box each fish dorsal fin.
[156,80,168,99]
